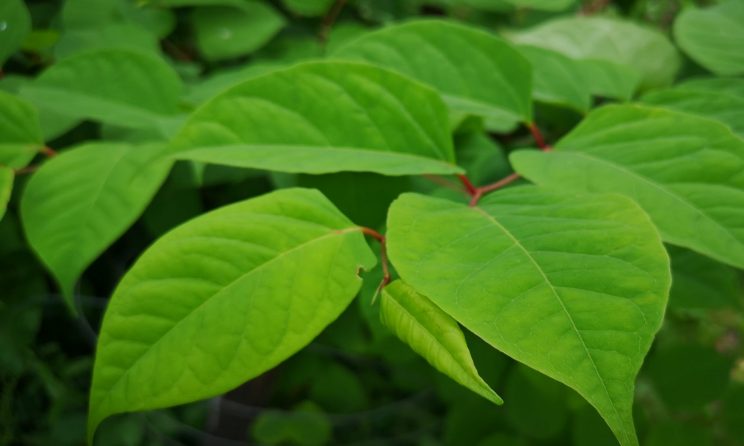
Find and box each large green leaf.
[380,280,502,405]
[510,16,680,90]
[386,188,671,446]
[674,1,744,76]
[517,45,591,112]
[0,0,31,66]
[87,188,376,441]
[20,143,171,307]
[19,49,184,133]
[0,167,12,221]
[334,19,532,126]
[0,91,43,169]
[191,1,285,61]
[172,61,462,176]
[576,59,641,101]
[642,78,744,137]
[511,104,744,269]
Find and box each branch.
[360,227,391,299]
[319,0,348,44]
[528,122,552,151]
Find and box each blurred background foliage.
[1,0,743,445]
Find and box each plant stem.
[360,226,391,292]
[319,0,348,44]
[457,174,478,196]
[423,174,467,195]
[528,122,552,151]
[41,146,57,157]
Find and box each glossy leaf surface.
[380,280,502,405]
[512,104,744,268]
[88,188,376,441]
[172,61,461,176]
[21,143,172,306]
[387,188,671,446]
[511,16,680,89]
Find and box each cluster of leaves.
[1,0,744,445]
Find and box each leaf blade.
[380,280,502,405]
[386,188,671,446]
[88,188,376,441]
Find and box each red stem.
[41,146,57,157]
[528,122,552,151]
[360,227,391,291]
[424,174,467,195]
[319,0,348,44]
[457,174,478,196]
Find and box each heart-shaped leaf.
[88,188,376,442]
[512,104,744,268]
[386,187,670,446]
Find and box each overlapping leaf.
[21,143,172,306]
[667,246,742,312]
[674,0,744,76]
[380,280,502,405]
[172,61,462,176]
[334,20,532,127]
[510,16,680,90]
[191,1,285,61]
[0,167,12,221]
[517,45,591,112]
[20,49,184,133]
[387,187,671,446]
[87,188,376,441]
[643,78,744,137]
[0,0,31,66]
[511,104,744,268]
[0,91,44,169]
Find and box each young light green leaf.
[0,91,44,168]
[386,188,671,446]
[510,16,680,90]
[87,188,377,442]
[191,2,285,61]
[576,59,641,101]
[20,143,171,307]
[517,45,591,112]
[0,0,31,66]
[674,1,744,76]
[172,61,462,176]
[19,49,184,133]
[380,280,503,405]
[334,19,532,126]
[642,77,744,137]
[0,167,12,221]
[511,104,744,269]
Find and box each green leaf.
[334,19,532,126]
[510,16,680,90]
[53,23,160,59]
[0,0,31,66]
[20,143,171,307]
[191,2,285,61]
[453,0,575,12]
[87,188,376,442]
[386,187,671,446]
[576,59,641,101]
[281,0,334,17]
[511,104,744,269]
[674,1,744,76]
[668,246,742,312]
[642,77,744,137]
[172,61,462,176]
[0,90,44,168]
[517,45,591,112]
[251,401,332,446]
[19,49,184,133]
[380,280,503,405]
[645,421,714,446]
[0,166,12,221]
